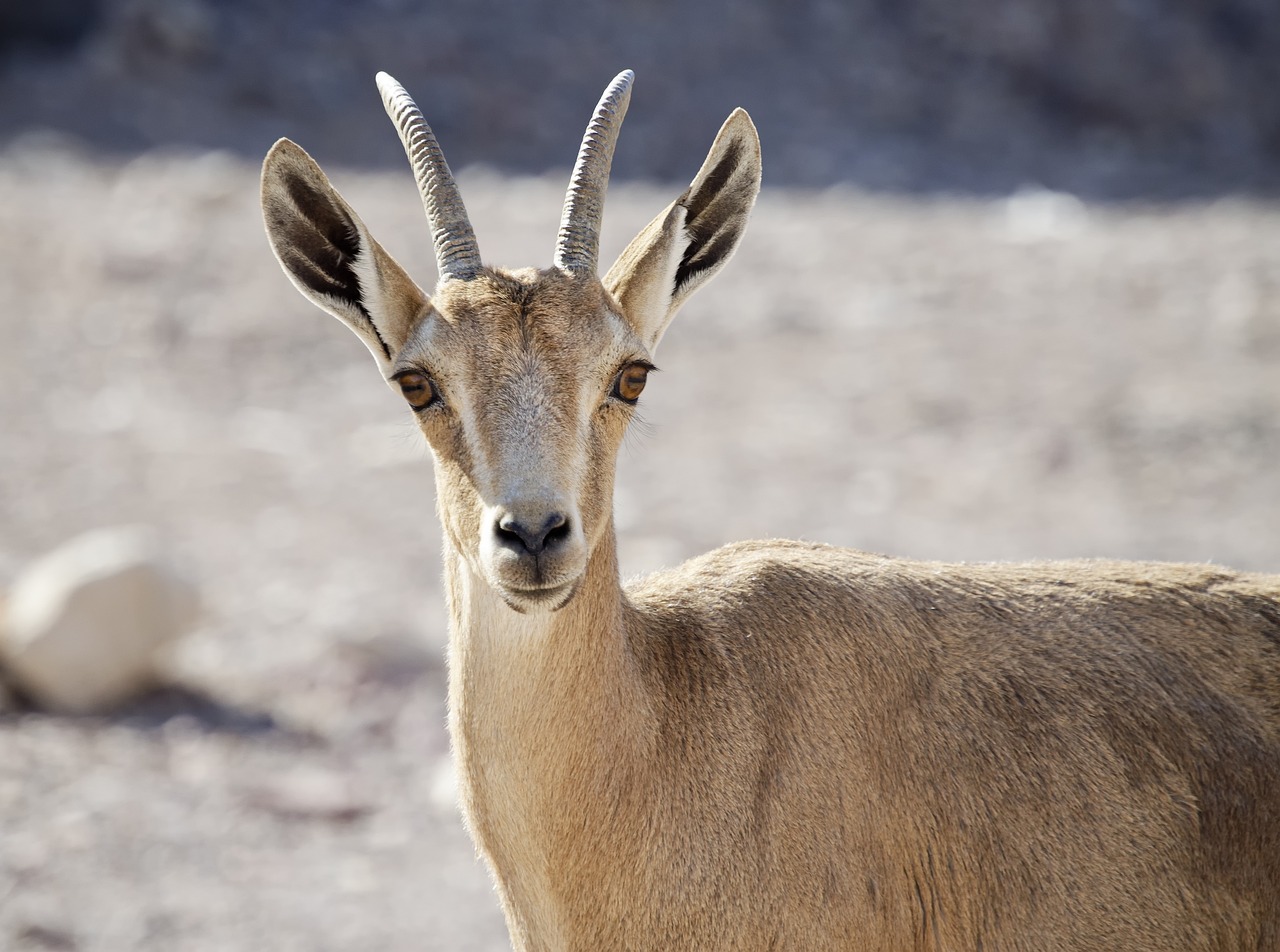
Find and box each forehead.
[405,268,637,371]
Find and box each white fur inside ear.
[350,232,387,334]
[348,225,430,367]
[643,204,690,354]
[326,235,390,366]
[350,229,376,299]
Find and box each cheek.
[435,459,485,554]
[577,413,629,533]
[417,414,475,478]
[419,421,486,552]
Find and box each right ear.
[603,108,761,353]
[261,138,429,366]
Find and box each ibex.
[261,70,1280,950]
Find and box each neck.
[441,521,653,944]
[443,522,636,727]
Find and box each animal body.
[261,70,1280,951]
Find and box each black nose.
[494,510,570,556]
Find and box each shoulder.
[623,540,903,627]
[627,538,862,589]
[624,542,1280,624]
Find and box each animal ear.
[261,138,429,366]
[603,108,761,352]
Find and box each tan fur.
[261,80,1280,951]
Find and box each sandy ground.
[1,140,1278,949]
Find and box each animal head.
[261,71,761,612]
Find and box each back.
[623,541,1280,950]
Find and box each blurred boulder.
[0,526,199,714]
[241,766,374,822]
[429,754,460,814]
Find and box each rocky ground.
[0,135,1278,949]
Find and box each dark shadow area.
[1,0,1278,199]
[1,683,282,736]
[106,685,281,734]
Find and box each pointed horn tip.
[604,69,635,106]
[375,71,412,109]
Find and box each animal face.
[261,69,760,613]
[391,269,651,611]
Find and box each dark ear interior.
[266,165,370,318]
[602,108,761,351]
[262,139,435,363]
[675,135,753,295]
[262,144,391,356]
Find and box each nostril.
[495,511,570,555]
[544,514,570,549]
[494,519,528,552]
[542,514,568,542]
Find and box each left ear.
[603,108,761,352]
[261,138,429,368]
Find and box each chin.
[495,577,582,614]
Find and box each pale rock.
[0,527,199,714]
[242,766,373,822]
[429,755,460,813]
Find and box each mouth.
[497,577,581,613]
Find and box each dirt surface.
[1,139,1279,949]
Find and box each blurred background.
[0,1,1278,949]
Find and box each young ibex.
[261,70,1280,950]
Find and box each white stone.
[0,527,199,714]
[241,766,373,821]
[429,755,460,813]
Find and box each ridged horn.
[554,69,635,274]
[376,71,481,280]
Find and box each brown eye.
[396,371,437,410]
[612,363,650,404]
